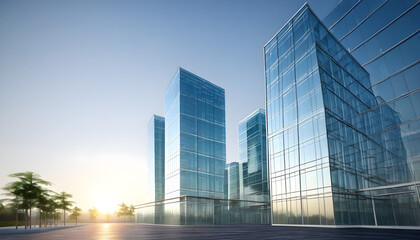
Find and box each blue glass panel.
[279,50,294,76]
[266,43,278,69]
[352,4,420,65]
[364,33,420,84]
[181,170,197,190]
[331,0,386,40]
[323,0,358,28]
[282,66,295,91]
[341,0,417,51]
[283,86,296,108]
[278,30,292,57]
[181,151,197,171]
[284,104,297,127]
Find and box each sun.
[94,194,118,214]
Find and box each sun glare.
[94,194,118,214]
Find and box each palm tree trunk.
[64,209,66,226]
[29,208,32,229]
[76,217,77,226]
[25,209,27,229]
[15,210,18,229]
[39,210,42,228]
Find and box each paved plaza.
[0,223,419,239]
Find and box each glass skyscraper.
[148,115,165,202]
[165,67,226,199]
[225,162,240,200]
[265,3,419,226]
[322,0,420,226]
[238,109,270,202]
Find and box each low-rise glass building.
[238,109,270,202]
[148,115,165,202]
[225,162,240,200]
[147,115,165,224]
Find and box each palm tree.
[53,209,61,226]
[117,203,128,221]
[70,207,82,225]
[36,193,47,228]
[45,197,58,227]
[128,205,135,215]
[128,205,135,222]
[7,197,22,229]
[55,192,74,226]
[4,177,27,228]
[35,188,51,228]
[4,172,51,229]
[88,207,99,222]
[117,203,135,222]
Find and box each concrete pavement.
[0,223,419,239]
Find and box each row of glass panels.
[135,196,270,225]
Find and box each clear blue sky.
[0,0,340,210]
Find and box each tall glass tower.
[264,3,418,226]
[148,115,165,202]
[165,67,226,199]
[238,109,269,202]
[323,0,420,226]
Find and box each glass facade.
[225,162,240,200]
[165,68,226,199]
[324,0,420,226]
[264,3,420,226]
[148,115,165,202]
[238,109,270,202]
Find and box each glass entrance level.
[135,195,271,225]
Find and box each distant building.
[225,162,240,200]
[148,115,165,202]
[238,109,269,202]
[165,67,226,199]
